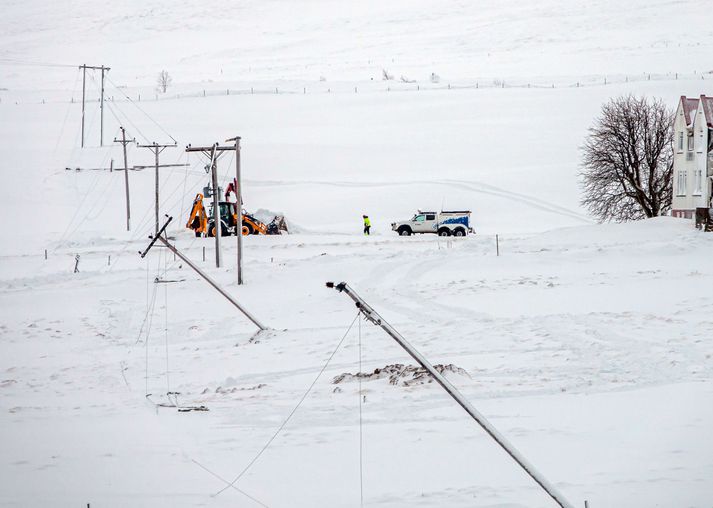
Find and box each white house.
[671,94,713,219]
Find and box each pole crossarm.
[186,145,237,152]
[78,65,111,71]
[325,282,578,508]
[139,216,173,258]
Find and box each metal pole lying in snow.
[325,281,576,508]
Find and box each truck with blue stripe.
[391,210,473,237]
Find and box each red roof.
[700,95,713,128]
[681,95,699,126]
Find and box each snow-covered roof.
[700,95,713,128]
[680,96,699,126]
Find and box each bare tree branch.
[580,95,673,221]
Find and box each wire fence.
[2,71,710,106]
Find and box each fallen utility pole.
[113,127,135,231]
[186,139,244,280]
[325,282,577,508]
[79,64,110,147]
[140,216,266,331]
[137,142,177,234]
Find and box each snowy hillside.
[1,1,712,507]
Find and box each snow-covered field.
[1,1,713,507]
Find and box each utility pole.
[81,65,86,148]
[100,66,106,146]
[326,282,578,508]
[137,142,176,234]
[227,136,243,284]
[186,140,243,273]
[208,144,221,267]
[113,127,135,231]
[79,64,110,148]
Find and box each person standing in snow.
[363,215,371,236]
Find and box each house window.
[678,132,684,151]
[693,170,702,195]
[688,134,694,151]
[677,170,687,196]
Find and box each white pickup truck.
[391,210,473,236]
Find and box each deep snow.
[1,1,713,507]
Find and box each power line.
[0,58,76,68]
[214,312,361,497]
[105,74,177,144]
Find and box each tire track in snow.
[249,178,592,224]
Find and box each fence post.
[496,234,500,256]
[203,246,206,262]
[44,249,47,260]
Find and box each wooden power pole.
[226,136,243,284]
[137,142,176,234]
[208,144,221,268]
[186,139,243,279]
[113,127,135,231]
[79,64,110,148]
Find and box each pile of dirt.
[332,363,470,387]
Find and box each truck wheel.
[438,228,451,237]
[453,228,466,237]
[398,226,412,236]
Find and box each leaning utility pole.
[79,64,110,148]
[137,142,176,234]
[140,216,267,331]
[326,282,578,508]
[186,139,243,275]
[113,127,135,231]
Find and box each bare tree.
[156,70,172,93]
[580,95,674,221]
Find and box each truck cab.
[410,212,438,233]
